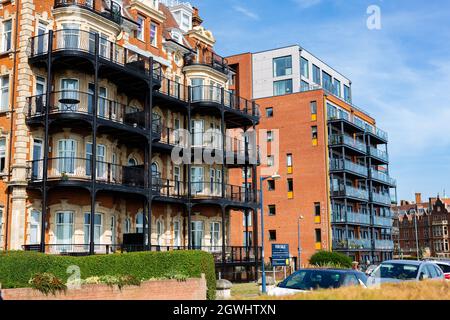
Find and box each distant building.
[392,193,450,259]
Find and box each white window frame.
[0,207,3,247]
[136,15,145,41]
[0,75,10,112]
[156,219,164,246]
[29,210,41,245]
[0,137,6,173]
[173,219,181,247]
[1,20,12,53]
[150,22,157,47]
[209,221,221,250]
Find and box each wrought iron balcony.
[27,157,161,191]
[332,185,369,201]
[23,244,262,264]
[184,52,229,74]
[368,146,389,163]
[190,85,260,118]
[370,168,396,186]
[329,134,367,154]
[332,212,371,225]
[54,0,129,26]
[27,91,161,136]
[28,29,163,80]
[330,159,368,177]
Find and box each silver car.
[367,260,444,286]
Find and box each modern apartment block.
[228,45,396,265]
[392,193,450,259]
[0,0,261,278]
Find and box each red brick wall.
[0,276,207,300]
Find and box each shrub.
[28,272,67,296]
[0,250,216,300]
[309,251,353,269]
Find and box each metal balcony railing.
[332,212,371,225]
[184,52,228,74]
[329,134,367,153]
[330,159,368,177]
[27,157,162,190]
[27,91,161,135]
[371,192,392,205]
[374,240,394,250]
[370,168,396,186]
[373,216,393,227]
[333,239,372,250]
[332,185,369,201]
[54,0,126,25]
[28,29,163,80]
[190,85,260,118]
[369,146,389,162]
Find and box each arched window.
[156,219,164,246]
[136,212,144,233]
[128,157,138,166]
[151,162,159,174]
[123,217,131,234]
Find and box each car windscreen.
[375,263,419,280]
[436,263,450,273]
[278,270,344,290]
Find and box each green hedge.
[0,250,216,300]
[309,251,353,269]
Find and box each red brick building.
[392,193,450,259]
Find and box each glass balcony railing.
[370,169,396,186]
[371,192,392,205]
[373,216,393,227]
[374,240,394,250]
[369,146,389,162]
[330,159,368,177]
[333,239,372,250]
[332,212,371,225]
[332,185,369,201]
[329,134,367,153]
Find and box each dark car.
[268,268,368,296]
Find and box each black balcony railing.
[54,0,129,26]
[28,29,163,80]
[27,91,161,135]
[190,85,260,118]
[184,52,228,74]
[158,76,189,102]
[23,244,262,263]
[27,157,162,190]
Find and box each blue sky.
[191,0,450,202]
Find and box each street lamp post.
[260,173,280,295]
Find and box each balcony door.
[85,143,106,179]
[55,211,74,253]
[32,139,43,180]
[173,219,181,247]
[191,78,203,101]
[190,221,204,250]
[191,119,203,147]
[61,23,80,50]
[58,139,76,175]
[210,222,221,251]
[88,83,107,117]
[84,213,103,251]
[191,166,204,195]
[60,78,79,111]
[29,210,41,245]
[36,22,47,55]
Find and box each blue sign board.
[271,244,290,266]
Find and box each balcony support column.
[252,120,258,281]
[187,86,192,250]
[40,30,54,253]
[221,206,226,276]
[220,98,226,199]
[146,57,154,251]
[89,33,100,255]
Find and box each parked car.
[267,268,367,297]
[367,260,444,286]
[426,260,450,280]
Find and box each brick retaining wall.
[0,275,207,300]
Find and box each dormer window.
[181,13,190,30]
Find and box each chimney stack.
[192,7,203,27]
[415,193,422,204]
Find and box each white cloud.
[232,5,260,20]
[292,0,322,9]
